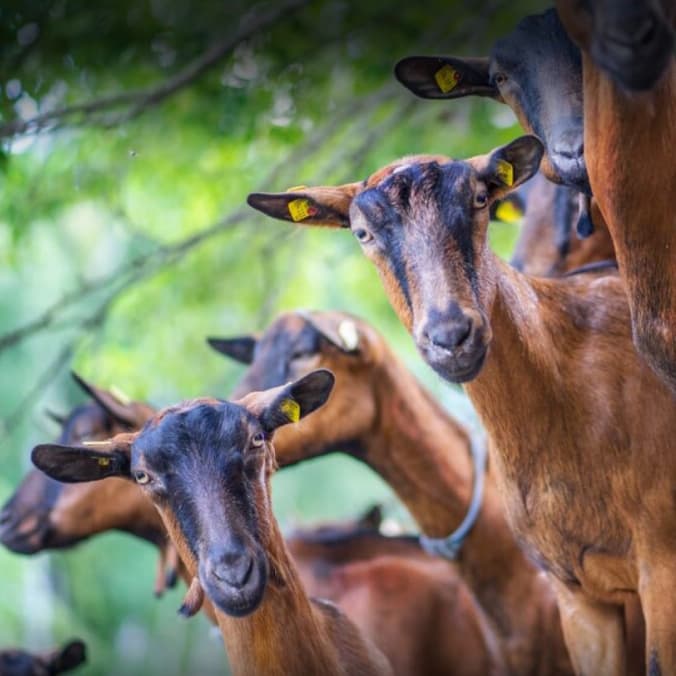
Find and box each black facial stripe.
[438,164,480,296]
[133,402,261,558]
[354,188,413,313]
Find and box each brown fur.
[225,309,573,675]
[247,145,673,674]
[559,5,676,395]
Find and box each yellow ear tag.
[286,185,308,192]
[97,457,111,467]
[495,200,522,223]
[280,398,301,423]
[110,385,131,406]
[434,64,461,94]
[496,160,514,186]
[288,198,315,222]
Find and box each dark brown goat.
[210,309,573,676]
[0,640,86,676]
[32,372,396,676]
[247,135,675,675]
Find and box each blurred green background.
[0,0,544,673]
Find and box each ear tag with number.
[280,398,301,423]
[288,199,317,222]
[434,64,461,93]
[496,159,514,186]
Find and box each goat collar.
[419,432,487,560]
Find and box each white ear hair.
[338,320,359,351]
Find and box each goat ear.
[71,371,139,428]
[241,369,335,434]
[394,56,500,100]
[31,433,135,483]
[48,640,87,673]
[206,336,257,364]
[357,504,383,530]
[476,135,544,200]
[247,183,362,228]
[301,313,361,353]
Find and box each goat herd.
[1,3,675,676]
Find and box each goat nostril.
[427,320,472,352]
[212,553,254,589]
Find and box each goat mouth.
[0,517,52,554]
[549,155,590,196]
[420,342,488,384]
[200,555,268,618]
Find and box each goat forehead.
[492,10,580,75]
[134,403,252,467]
[357,161,474,232]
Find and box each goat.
[0,374,179,598]
[0,640,86,676]
[394,7,676,393]
[5,377,508,675]
[286,524,505,676]
[210,309,573,675]
[509,172,615,277]
[31,371,396,676]
[246,134,676,675]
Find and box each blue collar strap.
[419,433,488,560]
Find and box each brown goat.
[0,374,180,598]
[554,1,676,395]
[0,640,86,676]
[3,376,508,675]
[246,135,676,675]
[395,7,676,393]
[210,309,573,676]
[31,371,395,676]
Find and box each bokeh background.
[1,0,544,673]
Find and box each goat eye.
[251,432,265,447]
[493,72,507,86]
[134,470,151,485]
[474,192,488,208]
[353,228,373,243]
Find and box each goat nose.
[426,319,472,352]
[552,134,584,160]
[209,548,254,589]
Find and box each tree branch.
[0,0,310,139]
